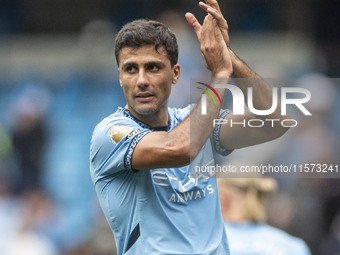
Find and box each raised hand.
[199,0,229,47]
[185,1,229,48]
[197,14,232,78]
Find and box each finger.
[199,2,228,30]
[203,6,229,46]
[200,15,212,50]
[206,6,228,30]
[200,15,209,44]
[199,1,209,12]
[185,12,202,40]
[213,19,223,42]
[201,15,210,34]
[204,0,221,12]
[205,15,215,43]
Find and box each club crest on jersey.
[108,126,132,143]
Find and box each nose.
[137,70,149,89]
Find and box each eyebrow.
[121,61,166,70]
[121,62,138,70]
[145,61,166,68]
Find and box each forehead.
[118,45,170,66]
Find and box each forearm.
[171,78,228,160]
[229,49,287,120]
[230,49,259,80]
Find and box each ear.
[119,80,123,87]
[172,64,180,84]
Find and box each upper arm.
[90,120,152,181]
[131,105,193,170]
[90,122,191,178]
[131,130,191,170]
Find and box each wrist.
[229,49,246,78]
[228,49,237,77]
[212,69,232,79]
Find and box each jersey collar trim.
[117,107,172,131]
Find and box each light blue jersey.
[224,222,311,255]
[90,105,231,255]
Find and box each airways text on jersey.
[168,184,214,203]
[151,169,216,204]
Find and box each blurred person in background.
[0,123,21,253]
[321,212,340,255]
[267,73,340,254]
[2,190,59,255]
[9,83,50,194]
[217,177,311,255]
[0,124,18,193]
[0,125,13,176]
[65,210,117,255]
[1,83,60,254]
[85,213,117,255]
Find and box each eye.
[147,64,160,72]
[124,64,137,73]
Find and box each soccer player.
[217,177,311,255]
[90,1,289,254]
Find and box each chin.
[134,105,158,116]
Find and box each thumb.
[185,12,202,40]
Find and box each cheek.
[161,74,174,93]
[121,84,133,101]
[120,78,133,94]
[121,85,127,94]
[159,82,172,99]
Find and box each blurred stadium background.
[0,0,339,254]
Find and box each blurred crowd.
[0,1,339,255]
[0,81,120,255]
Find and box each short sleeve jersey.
[90,106,231,255]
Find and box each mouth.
[135,92,154,102]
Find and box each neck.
[126,105,169,128]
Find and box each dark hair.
[115,19,178,66]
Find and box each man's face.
[118,45,180,118]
